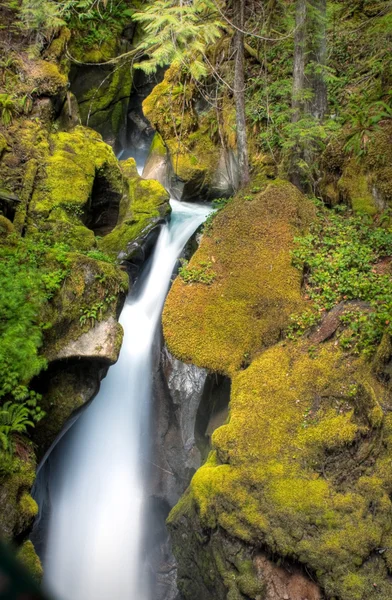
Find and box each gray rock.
[55,317,123,365]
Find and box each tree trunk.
[307,0,327,121]
[233,0,250,188]
[292,0,307,123]
[290,0,328,191]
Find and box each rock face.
[99,157,171,266]
[142,64,238,201]
[69,39,133,151]
[321,122,392,215]
[142,132,170,189]
[148,341,232,600]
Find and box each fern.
[132,0,223,80]
[0,402,35,453]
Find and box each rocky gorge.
[1,1,392,599]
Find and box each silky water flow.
[35,200,211,600]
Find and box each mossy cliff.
[99,157,170,258]
[0,24,169,577]
[169,338,392,599]
[321,122,392,216]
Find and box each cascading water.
[37,199,211,600]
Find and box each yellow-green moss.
[142,63,197,140]
[17,540,43,582]
[0,133,8,155]
[27,126,124,249]
[163,180,315,375]
[338,158,378,215]
[0,451,37,539]
[99,174,170,255]
[26,59,68,96]
[18,493,38,519]
[0,215,15,238]
[172,340,392,599]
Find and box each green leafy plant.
[0,93,18,126]
[344,99,392,157]
[132,0,223,80]
[178,258,216,284]
[290,206,392,354]
[0,401,42,454]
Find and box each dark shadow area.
[83,172,122,236]
[195,375,231,461]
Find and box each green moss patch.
[163,180,315,375]
[99,167,170,256]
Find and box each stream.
[35,199,211,600]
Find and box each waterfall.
[39,199,211,600]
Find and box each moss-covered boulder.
[170,339,392,600]
[322,122,392,215]
[100,157,170,259]
[43,253,127,361]
[27,126,125,249]
[163,180,315,375]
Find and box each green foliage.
[344,97,392,158]
[0,400,44,454]
[85,249,116,264]
[0,234,70,407]
[19,0,132,48]
[0,93,18,126]
[132,0,223,80]
[291,206,392,354]
[79,301,104,326]
[178,258,216,284]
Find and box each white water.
[41,199,211,600]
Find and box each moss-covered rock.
[0,450,37,539]
[142,64,233,200]
[99,158,170,258]
[17,540,43,582]
[338,158,379,215]
[322,122,392,214]
[70,40,133,147]
[163,180,315,375]
[43,252,128,361]
[169,339,392,599]
[27,126,125,249]
[25,59,68,97]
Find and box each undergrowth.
[289,204,392,355]
[0,232,72,467]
